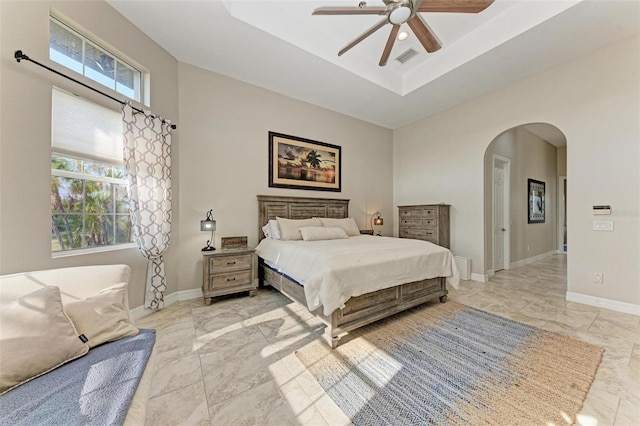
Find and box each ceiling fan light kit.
[313,0,494,66]
[389,4,411,24]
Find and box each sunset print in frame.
[268,131,341,192]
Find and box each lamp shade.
[373,217,384,226]
[200,209,216,231]
[200,219,216,231]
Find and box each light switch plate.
[593,221,614,231]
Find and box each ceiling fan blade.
[312,7,387,16]
[379,25,400,67]
[417,0,494,13]
[407,15,441,53]
[338,18,388,57]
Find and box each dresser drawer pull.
[227,261,236,265]
[226,277,236,282]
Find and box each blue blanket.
[0,328,156,426]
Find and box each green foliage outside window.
[51,154,133,252]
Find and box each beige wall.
[557,146,567,177]
[483,127,559,271]
[394,35,640,308]
[177,63,393,293]
[0,1,179,309]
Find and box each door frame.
[558,176,567,253]
[492,154,511,271]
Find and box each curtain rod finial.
[14,50,28,62]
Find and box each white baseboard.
[130,288,203,322]
[566,292,640,316]
[471,271,491,282]
[510,250,559,269]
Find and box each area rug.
[295,301,603,425]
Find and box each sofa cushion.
[64,283,139,349]
[0,286,89,395]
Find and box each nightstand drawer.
[209,253,252,273]
[208,270,252,290]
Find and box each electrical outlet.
[593,273,604,284]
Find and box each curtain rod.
[14,49,177,130]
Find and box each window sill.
[52,243,138,258]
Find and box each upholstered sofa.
[0,265,156,425]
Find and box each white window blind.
[51,87,123,164]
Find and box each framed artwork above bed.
[268,131,341,192]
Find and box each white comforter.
[256,235,460,316]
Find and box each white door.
[493,156,510,272]
[493,166,505,271]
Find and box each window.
[51,88,134,253]
[51,155,133,252]
[49,16,143,103]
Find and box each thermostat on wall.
[593,205,611,215]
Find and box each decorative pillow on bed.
[276,217,322,240]
[300,226,349,241]
[269,219,282,240]
[0,286,89,395]
[318,217,361,236]
[64,282,139,349]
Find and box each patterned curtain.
[122,102,172,309]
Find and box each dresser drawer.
[401,228,436,239]
[207,270,252,290]
[209,253,252,273]
[399,208,436,219]
[400,218,437,228]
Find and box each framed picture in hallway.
[528,179,545,223]
[268,131,341,192]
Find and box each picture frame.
[528,179,546,223]
[268,131,341,192]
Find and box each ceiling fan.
[312,0,494,66]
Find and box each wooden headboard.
[257,195,350,240]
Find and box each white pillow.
[64,283,139,349]
[261,223,272,239]
[300,226,349,241]
[318,217,361,236]
[0,286,89,395]
[276,217,322,241]
[268,219,282,240]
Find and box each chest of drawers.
[202,248,256,305]
[398,204,450,248]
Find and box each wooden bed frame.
[257,195,448,348]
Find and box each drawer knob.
[227,261,236,265]
[226,277,236,282]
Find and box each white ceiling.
[108,0,639,134]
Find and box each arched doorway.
[483,123,567,277]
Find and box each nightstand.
[202,247,256,305]
[360,229,374,235]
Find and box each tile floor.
[137,255,639,425]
